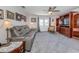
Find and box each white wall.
[27,15,38,29]
[0,6,28,44]
[27,15,56,30]
[27,15,57,31]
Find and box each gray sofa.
[10,25,37,52]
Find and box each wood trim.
[56,12,74,38]
[72,13,79,38]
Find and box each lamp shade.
[3,20,12,29]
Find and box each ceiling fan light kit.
[48,11,53,15]
[48,6,60,15]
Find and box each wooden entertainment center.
[72,14,79,38]
[56,12,79,38]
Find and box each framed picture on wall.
[31,18,36,22]
[15,13,21,21]
[21,15,26,22]
[0,9,4,19]
[6,10,14,19]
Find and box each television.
[62,17,69,27]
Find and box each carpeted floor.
[29,32,79,53]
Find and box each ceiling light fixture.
[48,11,53,15]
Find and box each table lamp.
[3,20,12,43]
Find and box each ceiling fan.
[21,6,26,8]
[44,6,60,15]
[49,6,60,12]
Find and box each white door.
[39,17,49,31]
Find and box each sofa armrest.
[12,37,25,39]
[11,37,25,41]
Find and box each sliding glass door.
[39,17,49,31]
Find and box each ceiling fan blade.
[21,6,26,8]
[52,10,60,12]
[48,7,52,11]
[52,6,56,10]
[48,6,57,11]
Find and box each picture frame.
[21,15,26,22]
[6,10,14,19]
[15,13,21,21]
[31,18,36,22]
[0,9,4,19]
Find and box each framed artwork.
[0,9,4,19]
[31,18,36,22]
[21,15,26,21]
[7,10,14,19]
[16,13,21,21]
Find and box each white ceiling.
[24,6,79,17]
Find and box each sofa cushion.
[14,26,22,31]
[20,25,31,36]
[10,25,37,51]
[10,28,20,37]
[11,25,31,37]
